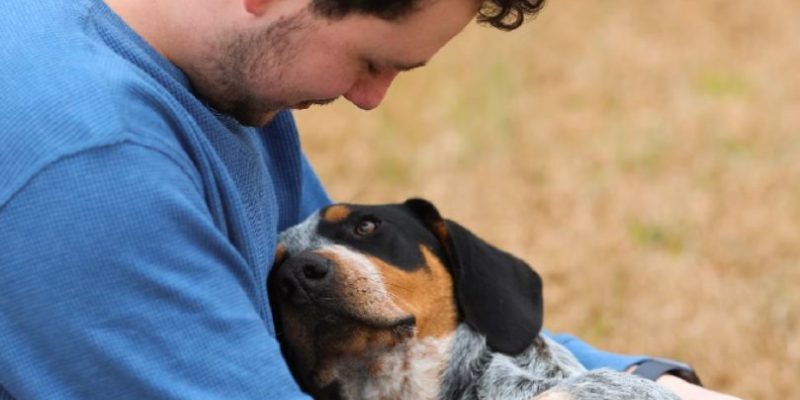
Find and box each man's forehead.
[334,0,480,66]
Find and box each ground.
[295,1,800,398]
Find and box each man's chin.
[224,99,335,127]
[231,109,283,128]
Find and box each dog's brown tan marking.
[273,244,288,266]
[368,246,457,338]
[317,325,408,358]
[431,220,449,243]
[314,246,412,327]
[322,204,350,223]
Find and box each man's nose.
[343,70,399,111]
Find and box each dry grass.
[295,1,800,397]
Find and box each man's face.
[184,0,480,126]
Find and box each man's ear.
[244,0,270,16]
[403,198,544,355]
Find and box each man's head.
[107,0,545,126]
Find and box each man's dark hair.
[311,0,546,31]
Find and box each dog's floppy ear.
[404,198,543,355]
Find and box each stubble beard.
[187,12,311,127]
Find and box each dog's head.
[268,198,543,396]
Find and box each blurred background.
[295,1,799,397]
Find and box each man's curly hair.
[311,0,546,31]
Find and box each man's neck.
[103,0,171,59]
[103,0,201,63]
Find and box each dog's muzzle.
[275,251,333,306]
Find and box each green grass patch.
[720,137,755,157]
[696,70,751,98]
[627,220,685,253]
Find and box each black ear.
[403,198,447,235]
[403,198,544,355]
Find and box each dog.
[269,198,679,400]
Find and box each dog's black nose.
[301,258,330,281]
[276,251,333,304]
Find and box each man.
[0,0,737,398]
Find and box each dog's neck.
[319,333,456,400]
[315,324,587,400]
[440,325,587,400]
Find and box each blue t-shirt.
[0,0,328,398]
[0,0,645,398]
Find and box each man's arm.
[546,333,741,400]
[545,332,649,371]
[0,142,308,399]
[653,375,741,400]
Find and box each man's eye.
[354,218,380,236]
[366,61,380,76]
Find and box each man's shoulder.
[2,0,189,138]
[0,53,188,202]
[1,19,171,141]
[0,2,198,210]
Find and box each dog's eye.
[354,218,380,237]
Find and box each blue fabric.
[0,0,329,398]
[544,332,649,372]
[0,0,647,398]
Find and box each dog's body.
[269,199,678,400]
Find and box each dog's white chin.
[320,334,455,400]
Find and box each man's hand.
[655,374,743,400]
[626,364,742,400]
